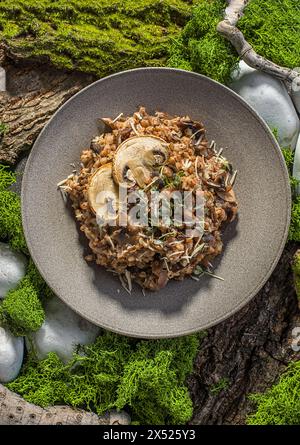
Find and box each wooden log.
[0,47,94,165]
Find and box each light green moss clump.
[238,0,300,70]
[247,361,300,425]
[0,260,49,336]
[0,164,50,335]
[0,0,194,77]
[169,0,300,84]
[0,165,27,253]
[7,332,201,425]
[168,0,238,83]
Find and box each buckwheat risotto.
[60,107,238,291]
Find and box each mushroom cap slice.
[113,136,169,188]
[87,163,118,223]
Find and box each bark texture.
[188,242,300,425]
[0,46,94,165]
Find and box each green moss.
[281,147,299,192]
[0,260,48,336]
[169,0,238,83]
[0,0,194,77]
[247,361,300,425]
[1,0,299,81]
[292,250,300,299]
[0,165,27,254]
[279,148,300,242]
[210,377,229,395]
[239,0,300,70]
[289,197,300,242]
[0,164,16,190]
[0,164,52,335]
[169,0,300,84]
[7,332,201,425]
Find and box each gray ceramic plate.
[22,68,291,338]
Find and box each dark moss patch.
[209,377,230,395]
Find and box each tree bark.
[0,45,94,165]
[188,242,300,425]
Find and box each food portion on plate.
[60,107,238,291]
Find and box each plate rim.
[21,67,291,338]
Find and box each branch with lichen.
[217,0,300,89]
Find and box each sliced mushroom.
[87,163,118,223]
[113,136,169,188]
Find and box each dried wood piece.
[0,383,130,425]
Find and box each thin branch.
[224,0,249,26]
